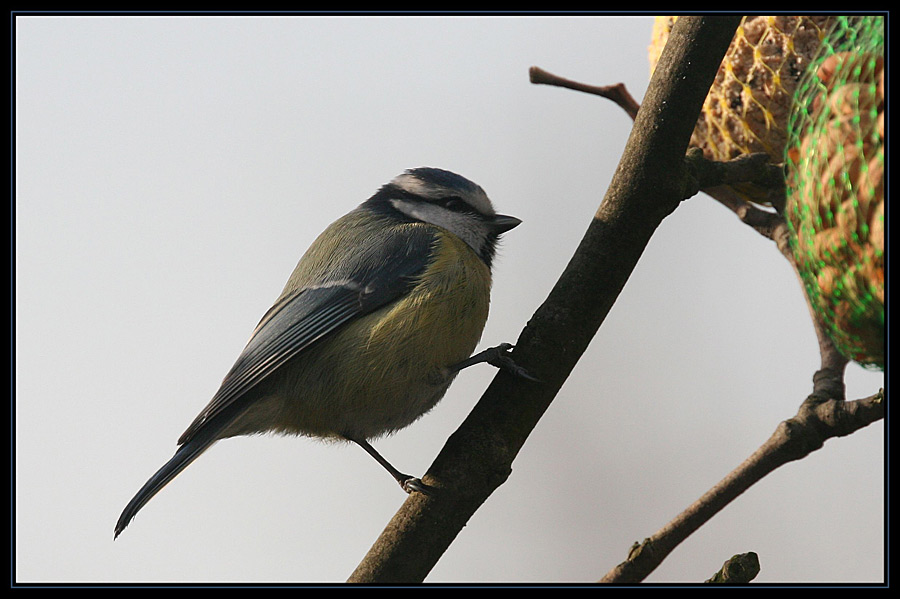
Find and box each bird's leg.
[346,436,432,495]
[450,343,539,381]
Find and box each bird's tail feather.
[114,417,226,539]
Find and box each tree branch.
[599,388,884,583]
[685,150,786,208]
[529,65,641,120]
[348,15,743,584]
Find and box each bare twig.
[705,552,761,583]
[705,185,784,240]
[681,150,787,236]
[529,65,791,222]
[529,65,641,120]
[684,149,786,206]
[599,388,884,583]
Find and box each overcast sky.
[14,14,884,584]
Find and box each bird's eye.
[443,197,469,211]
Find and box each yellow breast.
[251,227,494,440]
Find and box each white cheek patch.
[390,199,489,257]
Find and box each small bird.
[115,167,522,538]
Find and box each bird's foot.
[399,475,433,495]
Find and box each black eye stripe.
[439,196,479,215]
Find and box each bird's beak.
[490,214,522,234]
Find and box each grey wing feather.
[177,225,437,445]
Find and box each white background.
[14,15,884,584]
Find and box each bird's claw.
[399,476,433,495]
[449,343,540,381]
[486,343,541,382]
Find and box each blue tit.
[115,167,522,538]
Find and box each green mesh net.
[649,16,836,205]
[785,16,885,369]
